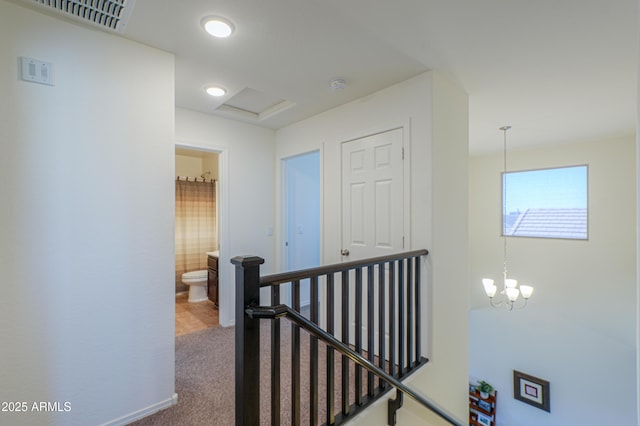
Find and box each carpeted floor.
[130,324,240,426]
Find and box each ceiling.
[97,0,640,153]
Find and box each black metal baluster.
[367,265,375,397]
[355,267,363,405]
[340,270,350,415]
[378,262,387,389]
[388,261,396,379]
[414,256,422,363]
[271,286,281,426]
[292,280,301,426]
[398,260,405,377]
[407,257,413,368]
[326,273,336,425]
[310,276,319,426]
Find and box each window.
[502,165,588,239]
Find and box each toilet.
[181,270,208,302]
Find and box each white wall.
[0,2,176,425]
[276,71,469,422]
[202,152,219,180]
[469,136,637,425]
[175,107,276,326]
[175,154,204,177]
[175,152,219,180]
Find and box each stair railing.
[233,250,462,426]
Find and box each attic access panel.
[502,165,588,240]
[216,87,295,122]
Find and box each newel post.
[232,255,265,426]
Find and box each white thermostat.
[20,56,54,86]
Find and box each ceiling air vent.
[21,0,136,33]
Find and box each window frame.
[501,164,589,240]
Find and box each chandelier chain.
[501,126,510,282]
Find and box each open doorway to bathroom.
[175,147,220,336]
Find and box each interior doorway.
[282,150,321,307]
[174,146,221,334]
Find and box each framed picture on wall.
[513,370,551,412]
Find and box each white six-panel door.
[341,128,404,260]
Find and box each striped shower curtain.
[175,178,217,290]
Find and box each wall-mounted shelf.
[469,388,497,426]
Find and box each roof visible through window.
[502,165,588,240]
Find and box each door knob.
[341,249,350,256]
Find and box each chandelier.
[481,126,534,310]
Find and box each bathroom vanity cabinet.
[207,255,219,307]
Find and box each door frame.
[310,119,411,332]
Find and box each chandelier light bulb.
[487,284,497,298]
[520,285,534,299]
[505,287,520,302]
[482,279,497,297]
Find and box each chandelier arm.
[489,296,504,307]
[513,298,528,310]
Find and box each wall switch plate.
[20,57,54,86]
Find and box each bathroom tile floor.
[175,293,219,336]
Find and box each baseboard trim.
[101,393,178,426]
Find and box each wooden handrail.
[259,249,428,287]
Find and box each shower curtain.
[175,178,217,290]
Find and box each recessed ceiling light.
[206,86,227,97]
[201,16,235,38]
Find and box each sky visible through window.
[502,165,588,239]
